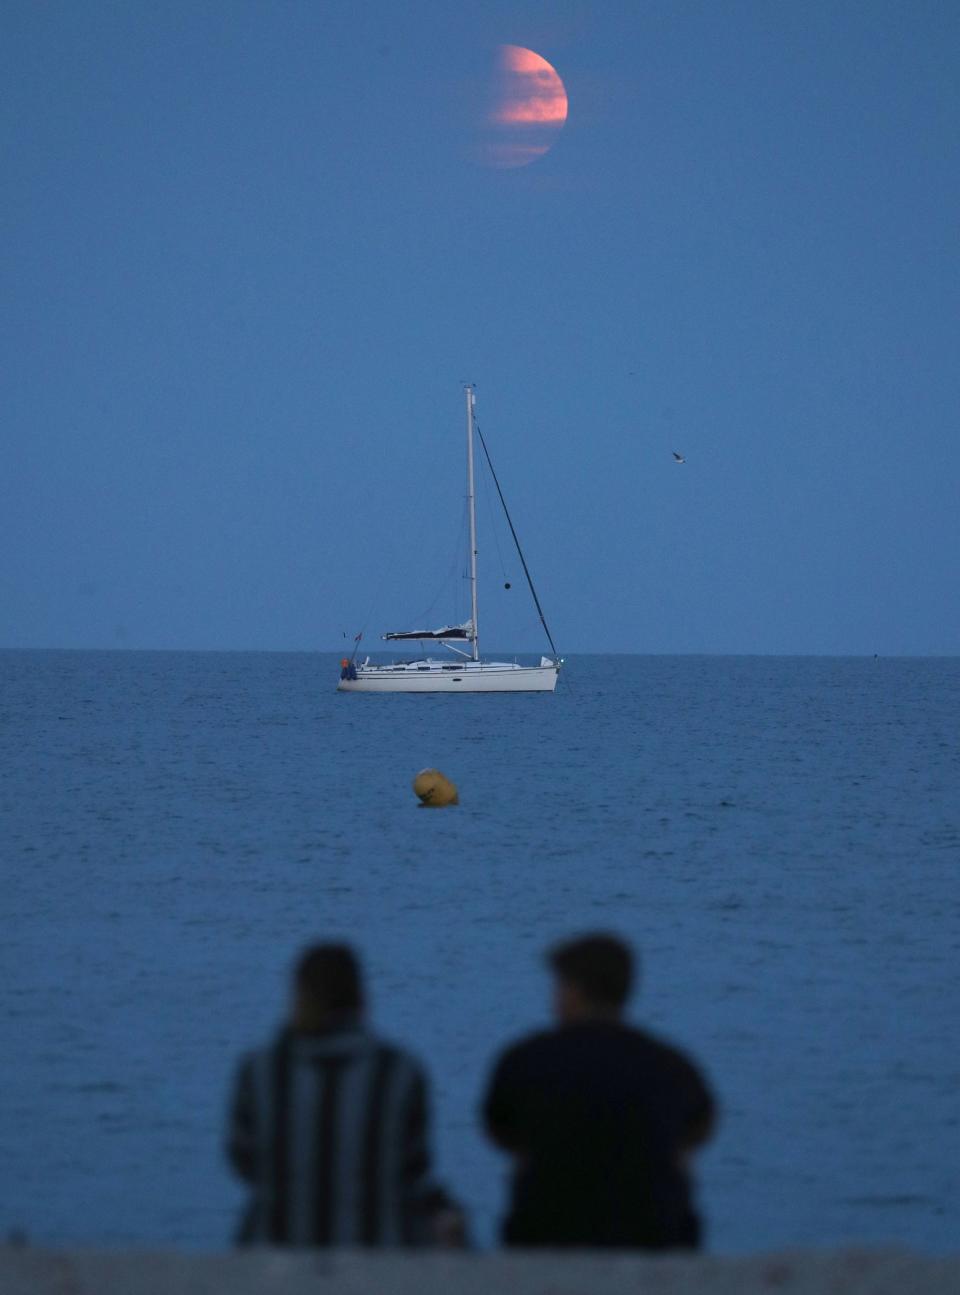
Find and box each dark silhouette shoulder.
[484,1020,715,1151]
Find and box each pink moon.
[480,45,569,169]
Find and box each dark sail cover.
[383,622,473,642]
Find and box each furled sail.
[382,621,474,642]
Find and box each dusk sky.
[3,1,958,655]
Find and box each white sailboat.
[338,387,561,694]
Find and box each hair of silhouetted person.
[295,943,364,1016]
[548,933,635,1008]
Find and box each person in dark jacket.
[482,932,715,1250]
[226,943,463,1247]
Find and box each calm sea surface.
[1,650,957,1252]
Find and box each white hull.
[338,658,559,694]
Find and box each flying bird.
[672,451,685,463]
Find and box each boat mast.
[465,385,480,661]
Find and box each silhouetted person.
[482,933,715,1250]
[226,943,463,1246]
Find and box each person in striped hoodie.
[226,943,464,1247]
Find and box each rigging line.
[350,582,386,662]
[473,419,560,661]
[350,556,387,639]
[349,459,435,654]
[478,451,509,582]
[411,493,469,626]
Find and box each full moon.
[479,45,568,169]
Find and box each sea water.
[1,650,957,1252]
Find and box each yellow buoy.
[413,768,459,807]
